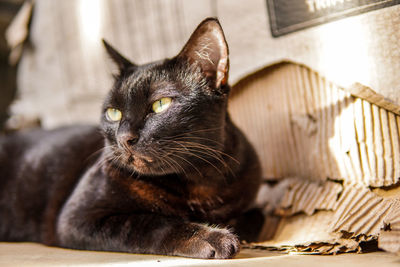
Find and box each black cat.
[0,18,261,259]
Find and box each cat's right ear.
[176,18,229,90]
[102,39,136,73]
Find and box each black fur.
[0,18,261,259]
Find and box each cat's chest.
[121,178,225,220]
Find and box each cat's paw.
[173,224,240,259]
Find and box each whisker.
[148,148,173,175]
[169,145,227,168]
[169,152,202,177]
[172,140,240,165]
[151,146,187,176]
[84,143,117,164]
[167,154,189,176]
[168,140,238,178]
[168,144,224,176]
[179,148,235,176]
[162,127,223,141]
[173,136,224,147]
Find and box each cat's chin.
[118,153,175,176]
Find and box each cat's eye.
[152,97,172,113]
[106,108,122,122]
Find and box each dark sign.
[267,0,400,37]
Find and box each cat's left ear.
[177,18,229,89]
[102,39,136,73]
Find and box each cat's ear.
[177,18,229,89]
[102,39,136,72]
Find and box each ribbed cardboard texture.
[229,62,400,254]
[379,200,400,254]
[229,63,400,188]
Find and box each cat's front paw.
[173,224,240,259]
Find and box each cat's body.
[0,18,261,259]
[0,126,103,244]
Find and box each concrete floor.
[1,242,399,267]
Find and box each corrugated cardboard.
[379,200,400,254]
[229,62,400,254]
[230,62,400,187]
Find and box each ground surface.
[1,242,399,267]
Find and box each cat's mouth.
[114,148,164,175]
[127,153,153,170]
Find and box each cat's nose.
[119,133,139,148]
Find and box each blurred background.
[0,0,228,131]
[0,0,22,131]
[1,0,400,132]
[2,0,269,131]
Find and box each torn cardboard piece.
[252,179,399,254]
[229,62,400,187]
[250,209,361,254]
[378,200,400,254]
[276,178,341,217]
[331,186,394,239]
[229,62,400,254]
[347,83,400,116]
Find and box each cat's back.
[0,125,103,242]
[0,125,103,180]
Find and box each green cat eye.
[106,108,122,122]
[152,97,172,113]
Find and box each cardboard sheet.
[229,62,400,254]
[379,200,400,255]
[229,62,400,188]
[252,179,399,254]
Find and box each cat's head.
[101,18,231,176]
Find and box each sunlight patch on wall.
[78,0,103,47]
[317,17,372,90]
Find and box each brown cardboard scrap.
[379,231,400,255]
[373,186,400,200]
[275,178,342,216]
[253,178,400,254]
[246,240,360,255]
[378,200,400,254]
[257,211,340,247]
[253,210,360,254]
[347,83,400,116]
[229,62,400,187]
[290,239,360,255]
[229,62,400,253]
[331,186,394,240]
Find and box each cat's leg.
[56,211,240,259]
